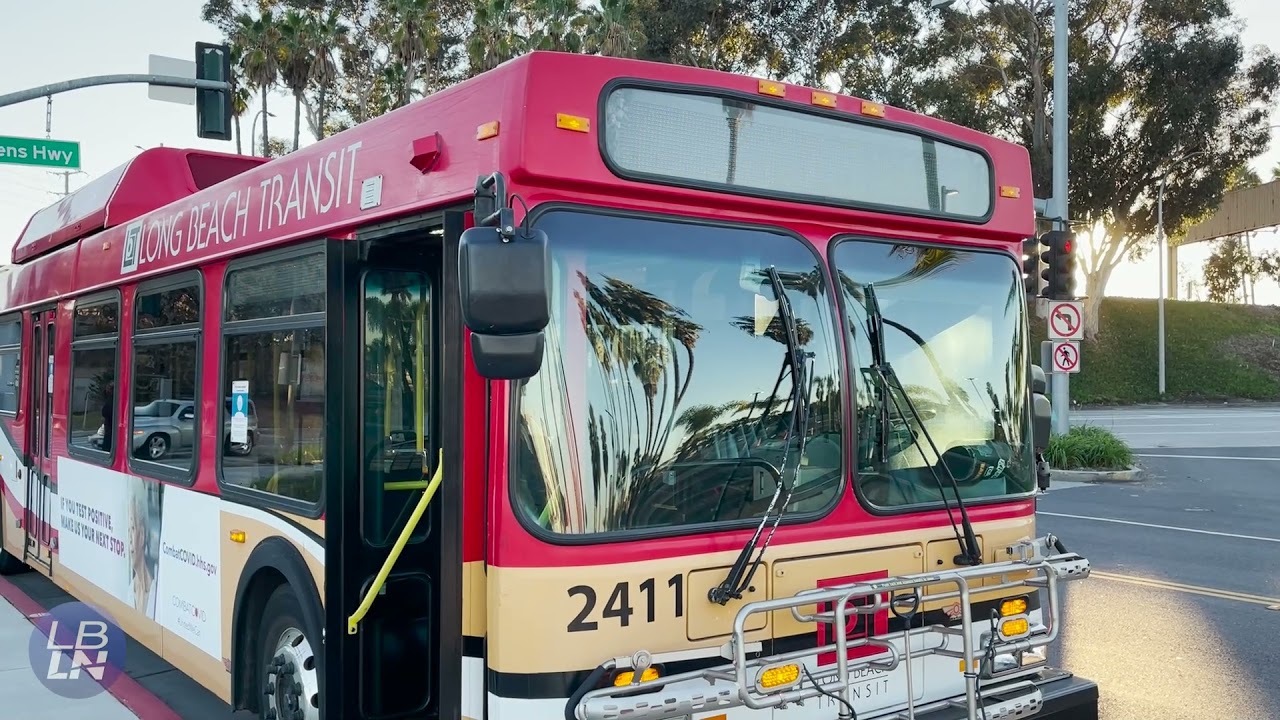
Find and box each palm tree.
[278,9,315,151]
[227,44,254,154]
[582,0,646,58]
[527,0,586,52]
[233,11,281,156]
[386,0,441,107]
[722,98,753,184]
[308,8,347,140]
[468,0,526,75]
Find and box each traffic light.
[1039,229,1076,300]
[1022,238,1041,298]
[196,42,233,141]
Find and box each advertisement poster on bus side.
[154,486,222,660]
[55,457,163,620]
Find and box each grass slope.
[1030,298,1280,405]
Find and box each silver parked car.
[89,397,258,459]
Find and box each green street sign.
[0,135,80,169]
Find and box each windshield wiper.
[709,266,813,605]
[863,284,983,567]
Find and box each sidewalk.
[0,583,139,720]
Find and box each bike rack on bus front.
[573,534,1090,720]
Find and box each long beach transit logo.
[27,601,127,699]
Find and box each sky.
[2,0,1279,304]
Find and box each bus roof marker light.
[410,133,443,174]
[476,121,500,140]
[1000,185,1022,198]
[811,91,837,108]
[555,113,590,133]
[860,100,886,117]
[757,79,786,97]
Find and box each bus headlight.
[1000,596,1028,617]
[612,667,659,686]
[756,662,801,693]
[997,614,1030,641]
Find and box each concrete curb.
[0,575,183,720]
[1052,465,1142,483]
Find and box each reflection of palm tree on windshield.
[723,98,754,184]
[573,271,704,527]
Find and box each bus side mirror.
[1031,365,1050,450]
[458,225,551,380]
[1031,364,1047,395]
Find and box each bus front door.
[326,216,464,720]
[23,308,55,572]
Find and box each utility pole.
[47,170,86,198]
[1050,0,1071,435]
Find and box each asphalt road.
[1040,406,1280,719]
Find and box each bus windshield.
[512,209,844,537]
[832,239,1035,509]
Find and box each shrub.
[1045,425,1134,471]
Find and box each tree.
[278,9,316,151]
[227,44,254,154]
[467,0,527,75]
[582,0,647,58]
[922,0,1280,337]
[233,11,283,155]
[1202,236,1260,303]
[526,0,587,53]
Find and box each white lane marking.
[1036,511,1280,544]
[1115,430,1280,436]
[1070,415,1280,420]
[1088,571,1280,607]
[1086,423,1217,428]
[1135,453,1280,462]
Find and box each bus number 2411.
[567,574,684,632]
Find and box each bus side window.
[69,295,120,462]
[0,316,20,419]
[130,278,201,477]
[220,252,326,506]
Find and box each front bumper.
[910,669,1098,720]
[573,536,1093,720]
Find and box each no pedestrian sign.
[1052,340,1081,374]
[1048,301,1083,340]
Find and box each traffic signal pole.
[0,74,228,109]
[1050,0,1071,435]
[0,43,234,142]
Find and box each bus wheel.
[258,583,320,720]
[0,519,28,575]
[0,547,26,575]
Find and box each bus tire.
[0,547,25,575]
[257,583,321,720]
[0,511,29,575]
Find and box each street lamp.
[1155,161,1202,397]
[250,109,275,156]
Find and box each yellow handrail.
[347,450,444,635]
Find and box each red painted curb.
[0,575,183,720]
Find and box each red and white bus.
[0,50,1098,720]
